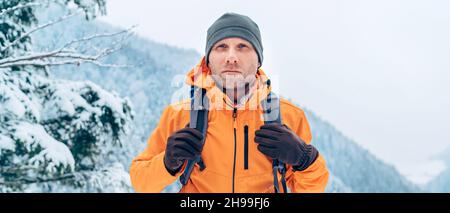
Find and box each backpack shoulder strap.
[180,85,208,185]
[261,80,288,193]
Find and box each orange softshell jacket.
[130,57,329,193]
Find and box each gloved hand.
[164,127,204,176]
[254,123,319,171]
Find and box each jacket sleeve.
[129,106,185,193]
[286,111,329,193]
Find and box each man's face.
[208,37,259,90]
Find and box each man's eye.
[238,44,248,49]
[216,44,226,49]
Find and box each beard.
[212,73,257,103]
[212,73,256,90]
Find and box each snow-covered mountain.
[303,108,418,192]
[32,10,419,192]
[426,148,450,192]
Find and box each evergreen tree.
[0,0,134,192]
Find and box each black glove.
[164,127,204,176]
[254,123,319,171]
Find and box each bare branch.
[0,25,135,69]
[0,12,79,53]
[59,25,136,50]
[0,50,62,65]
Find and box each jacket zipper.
[232,107,237,193]
[244,125,249,170]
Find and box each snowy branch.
[0,169,109,186]
[0,26,135,69]
[0,2,42,17]
[0,58,131,68]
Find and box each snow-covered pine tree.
[0,0,134,192]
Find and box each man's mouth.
[222,70,242,74]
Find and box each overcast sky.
[99,0,450,184]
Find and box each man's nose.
[225,49,238,64]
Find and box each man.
[130,13,329,193]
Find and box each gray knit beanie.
[205,13,263,66]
